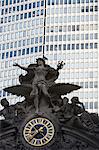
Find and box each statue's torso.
[32,66,48,84]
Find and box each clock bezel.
[23,117,55,147]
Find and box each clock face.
[23,117,55,147]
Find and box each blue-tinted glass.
[16,15,19,20]
[7,92,10,96]
[35,37,38,43]
[29,3,31,9]
[72,44,75,49]
[95,6,98,11]
[35,47,38,52]
[3,44,5,50]
[86,6,89,12]
[90,102,93,109]
[41,1,44,6]
[6,0,8,5]
[81,0,84,3]
[20,14,23,19]
[48,0,50,5]
[76,44,79,49]
[86,0,89,2]
[22,49,25,55]
[25,4,27,10]
[7,43,9,49]
[90,0,93,2]
[85,102,88,109]
[14,51,17,56]
[2,0,4,6]
[40,37,42,43]
[28,12,31,18]
[0,91,2,97]
[6,52,9,58]
[37,10,40,16]
[56,0,59,4]
[1,18,3,24]
[26,48,29,54]
[3,91,6,96]
[90,43,93,49]
[72,0,76,4]
[33,11,35,17]
[64,0,67,4]
[39,46,42,52]
[68,0,71,4]
[2,53,5,59]
[85,43,88,49]
[81,6,84,12]
[33,2,36,8]
[41,9,44,15]
[1,9,4,15]
[63,44,66,50]
[94,43,98,49]
[90,6,93,12]
[60,0,63,4]
[17,6,19,11]
[77,0,80,3]
[10,0,12,4]
[13,7,15,11]
[9,7,12,13]
[31,47,34,53]
[18,50,21,56]
[94,102,98,109]
[52,0,55,5]
[10,51,13,57]
[81,44,84,49]
[59,45,62,50]
[24,13,27,18]
[67,44,70,50]
[5,8,8,14]
[37,1,40,7]
[14,0,16,3]
[21,5,23,10]
[17,0,20,3]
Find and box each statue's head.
[63,97,69,105]
[36,58,45,66]
[1,98,9,107]
[71,97,79,104]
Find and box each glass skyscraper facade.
[0,0,98,114]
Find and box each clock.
[23,117,55,147]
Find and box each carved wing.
[4,85,32,97]
[49,83,81,95]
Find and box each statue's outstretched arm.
[13,63,29,71]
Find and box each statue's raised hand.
[57,61,65,70]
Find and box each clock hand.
[28,130,38,142]
[33,126,38,133]
[38,126,45,132]
[40,132,45,137]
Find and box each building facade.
[0,0,98,113]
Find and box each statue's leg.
[39,84,54,108]
[30,86,39,113]
[34,95,39,114]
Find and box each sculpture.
[13,58,65,113]
[0,57,99,150]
